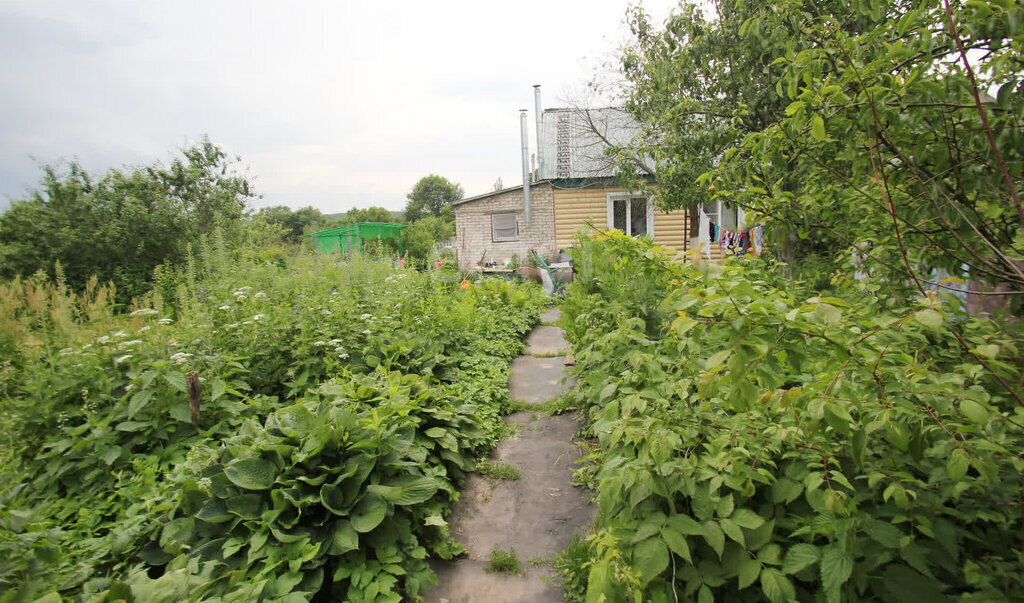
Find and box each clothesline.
[697,206,763,259]
[709,221,763,256]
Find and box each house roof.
[452,180,552,207]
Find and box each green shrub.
[561,232,1024,602]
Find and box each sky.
[0,0,680,215]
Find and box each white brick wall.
[454,182,556,270]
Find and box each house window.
[492,212,519,242]
[702,200,739,230]
[607,194,654,237]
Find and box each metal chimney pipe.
[533,85,543,178]
[520,109,531,226]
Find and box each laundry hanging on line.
[708,221,758,256]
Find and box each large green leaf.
[782,543,820,574]
[760,568,795,603]
[915,309,943,330]
[351,493,388,533]
[226,494,264,520]
[164,371,188,394]
[721,518,745,547]
[703,521,725,559]
[663,527,692,563]
[626,505,663,536]
[321,482,351,515]
[863,519,902,549]
[821,544,853,596]
[959,399,989,424]
[131,569,191,602]
[224,458,277,490]
[667,513,704,535]
[771,477,802,503]
[730,508,765,530]
[127,389,154,418]
[586,560,612,603]
[814,302,841,325]
[632,537,669,584]
[196,499,233,523]
[328,521,359,555]
[366,484,404,502]
[391,476,440,506]
[811,114,826,141]
[738,558,762,589]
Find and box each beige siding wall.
[453,183,556,270]
[552,186,694,259]
[552,186,614,250]
[654,210,688,252]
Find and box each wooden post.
[186,371,201,428]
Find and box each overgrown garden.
[0,239,546,601]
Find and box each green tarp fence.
[303,222,408,255]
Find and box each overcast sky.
[0,0,679,214]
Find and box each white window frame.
[606,193,655,237]
[491,211,519,242]
[702,200,745,231]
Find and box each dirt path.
[423,308,594,602]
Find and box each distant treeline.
[0,139,456,305]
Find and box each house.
[454,98,747,270]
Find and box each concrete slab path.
[424,308,594,603]
[524,326,571,356]
[508,356,574,404]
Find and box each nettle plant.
[561,233,1023,602]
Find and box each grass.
[494,420,523,439]
[485,548,523,575]
[525,349,569,358]
[508,391,578,415]
[553,534,591,601]
[475,460,521,482]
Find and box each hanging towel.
[752,225,764,255]
[698,207,712,260]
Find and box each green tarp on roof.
[303,222,408,254]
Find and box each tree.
[156,137,254,238]
[403,215,455,267]
[619,0,1024,302]
[255,205,326,243]
[403,175,463,222]
[0,139,256,302]
[341,206,400,225]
